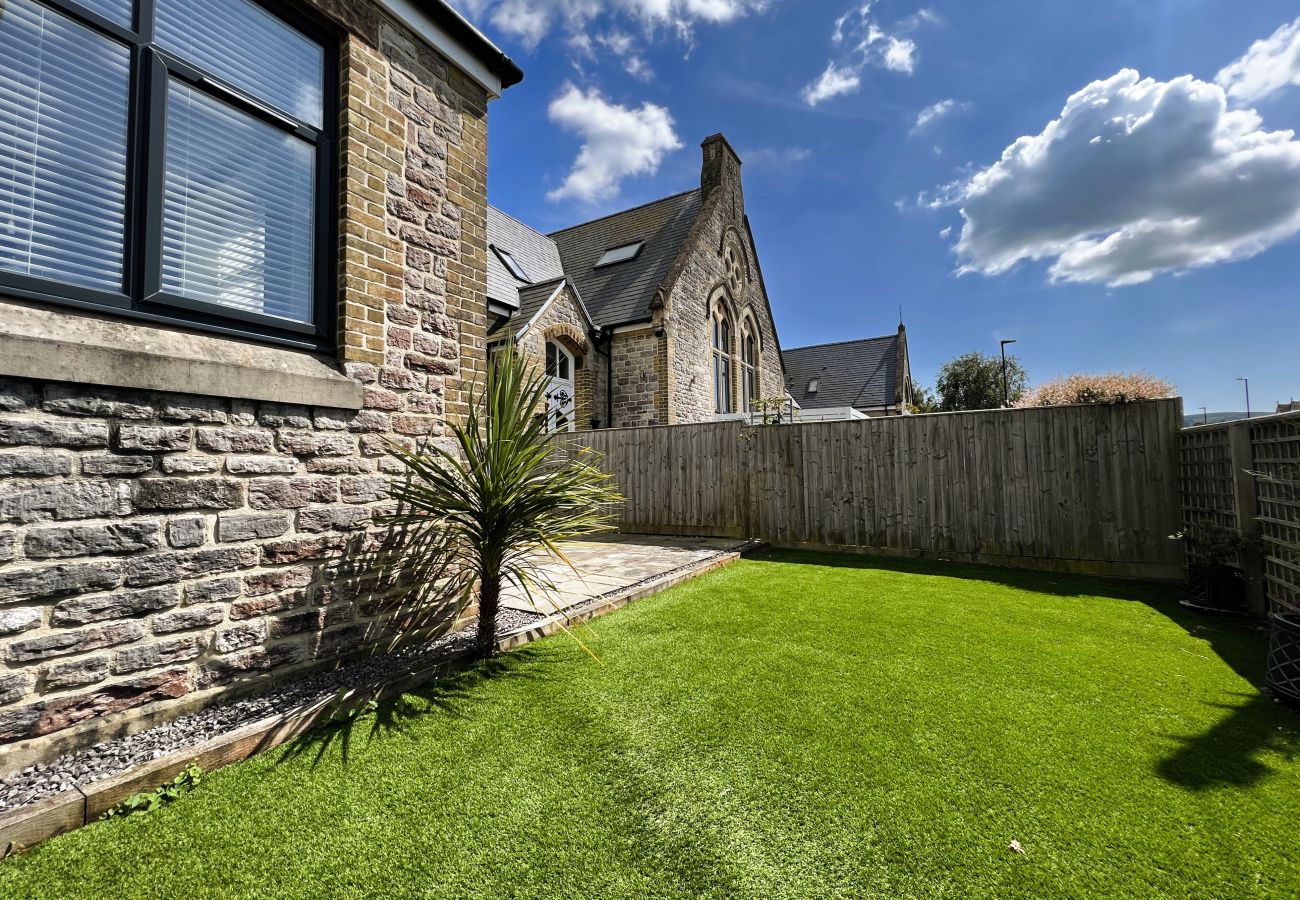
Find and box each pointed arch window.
[740,323,759,414]
[712,309,732,415]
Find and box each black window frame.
[0,0,340,353]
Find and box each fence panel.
[557,399,1185,579]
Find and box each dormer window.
[595,241,643,268]
[493,245,529,281]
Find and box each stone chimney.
[700,133,742,200]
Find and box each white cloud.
[1216,16,1300,105]
[466,0,770,49]
[880,36,916,73]
[802,2,934,106]
[911,98,969,133]
[546,84,683,202]
[801,62,861,106]
[596,31,654,80]
[944,69,1300,287]
[939,225,952,239]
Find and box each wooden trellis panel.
[1251,416,1300,616]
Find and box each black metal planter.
[1267,613,1300,708]
[1183,564,1248,613]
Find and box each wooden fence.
[1180,411,1300,615]
[555,399,1186,580]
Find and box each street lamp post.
[1237,377,1251,419]
[1199,406,1208,425]
[999,339,1017,408]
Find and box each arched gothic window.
[712,309,732,415]
[740,323,759,414]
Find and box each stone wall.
[0,2,490,752]
[665,138,785,425]
[609,328,664,428]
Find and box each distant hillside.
[1183,412,1252,427]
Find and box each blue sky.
[464,0,1300,413]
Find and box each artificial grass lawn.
[2,551,1298,899]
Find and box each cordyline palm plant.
[374,344,622,659]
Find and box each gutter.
[380,0,524,97]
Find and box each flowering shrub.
[1015,372,1176,408]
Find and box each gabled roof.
[486,207,565,310]
[549,189,703,327]
[783,335,900,411]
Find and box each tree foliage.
[907,384,941,414]
[375,345,623,659]
[934,351,1028,411]
[1016,372,1176,407]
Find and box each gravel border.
[0,610,546,813]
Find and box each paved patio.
[500,534,751,616]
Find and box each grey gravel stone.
[0,611,545,812]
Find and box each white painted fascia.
[375,0,504,98]
[515,281,569,338]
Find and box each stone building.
[486,135,787,430]
[0,0,520,750]
[782,328,915,419]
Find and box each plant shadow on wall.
[281,344,623,763]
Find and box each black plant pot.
[1267,613,1300,709]
[1183,564,1247,613]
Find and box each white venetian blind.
[78,0,134,27]
[0,0,130,291]
[154,0,324,128]
[161,81,315,323]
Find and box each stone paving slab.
[499,534,749,616]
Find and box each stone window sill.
[0,299,362,410]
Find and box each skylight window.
[595,241,644,268]
[492,245,529,282]
[807,378,820,394]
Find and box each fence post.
[1228,422,1266,614]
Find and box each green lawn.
[3,550,1298,899]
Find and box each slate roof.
[486,207,565,310]
[783,336,900,411]
[549,189,703,327]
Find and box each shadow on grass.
[276,647,554,769]
[1148,609,1299,791]
[750,547,1300,790]
[746,546,1181,602]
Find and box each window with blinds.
[0,0,130,291]
[0,0,335,349]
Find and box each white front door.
[545,341,575,433]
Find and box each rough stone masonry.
[0,2,497,755]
